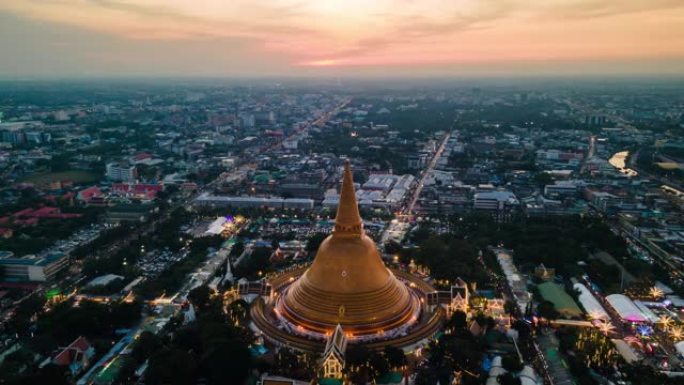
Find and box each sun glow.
[300,59,340,67]
[1,0,683,75]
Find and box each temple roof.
[333,160,363,235]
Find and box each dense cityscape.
[2,3,684,385]
[0,78,681,385]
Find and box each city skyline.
[1,0,684,78]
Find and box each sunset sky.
[1,0,683,77]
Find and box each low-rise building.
[49,336,95,375]
[0,253,68,282]
[194,193,314,210]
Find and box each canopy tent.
[573,283,610,320]
[612,339,640,363]
[675,341,684,357]
[606,294,648,323]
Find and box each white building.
[282,139,298,150]
[193,193,314,210]
[544,181,584,198]
[474,191,519,211]
[0,253,68,282]
[106,163,137,182]
[363,174,399,192]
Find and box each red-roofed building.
[133,152,152,162]
[77,186,103,204]
[31,207,60,217]
[9,207,82,226]
[112,183,163,200]
[0,227,13,239]
[12,208,35,218]
[50,336,95,375]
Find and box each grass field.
[20,170,101,187]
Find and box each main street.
[404,130,452,215]
[579,135,597,174]
[379,129,452,246]
[260,96,352,155]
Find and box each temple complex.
[250,160,444,353]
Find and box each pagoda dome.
[279,161,418,335]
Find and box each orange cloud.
[0,0,682,74]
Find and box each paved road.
[260,96,352,155]
[77,321,143,385]
[579,135,596,174]
[404,131,452,215]
[537,329,575,385]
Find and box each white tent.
[520,366,541,385]
[612,339,640,363]
[606,294,648,323]
[205,217,228,235]
[573,283,609,320]
[634,300,660,323]
[675,341,684,357]
[486,356,507,385]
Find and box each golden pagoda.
[278,161,418,335]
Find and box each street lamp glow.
[596,321,615,335]
[588,310,604,321]
[650,286,664,299]
[658,315,674,330]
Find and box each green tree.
[533,172,553,187]
[498,372,522,385]
[384,240,402,255]
[187,285,214,312]
[536,301,559,320]
[227,299,249,324]
[383,345,406,369]
[368,351,390,378]
[199,340,253,385]
[146,348,197,385]
[511,320,531,339]
[446,310,468,332]
[501,355,524,372]
[16,364,70,385]
[504,300,518,322]
[131,331,161,363]
[306,232,328,254]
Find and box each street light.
[596,321,615,335]
[650,286,664,300]
[588,310,604,321]
[658,315,674,330]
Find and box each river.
[609,151,638,177]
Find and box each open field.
[20,170,101,187]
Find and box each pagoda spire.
[334,160,363,235]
